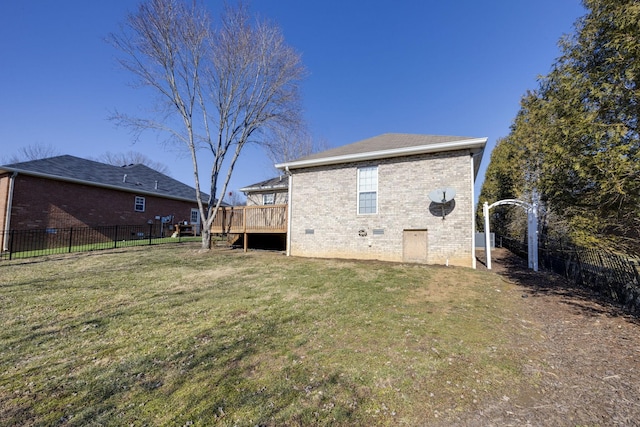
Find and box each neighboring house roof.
[239,176,289,193]
[275,133,487,176]
[0,155,209,203]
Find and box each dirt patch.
[439,248,640,426]
[406,268,472,306]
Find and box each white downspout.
[470,154,477,269]
[285,166,292,257]
[3,172,18,251]
[484,202,492,270]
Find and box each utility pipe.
[3,172,18,251]
[285,166,292,257]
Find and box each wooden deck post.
[243,207,247,252]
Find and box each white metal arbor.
[482,199,538,271]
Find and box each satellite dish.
[443,187,456,202]
[428,187,456,204]
[428,187,457,219]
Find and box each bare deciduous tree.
[109,0,305,250]
[93,151,170,175]
[264,126,327,168]
[5,143,60,164]
[224,190,246,206]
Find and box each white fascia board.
[473,146,486,178]
[0,167,199,203]
[275,137,488,170]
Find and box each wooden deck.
[211,205,287,235]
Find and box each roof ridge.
[1,154,207,202]
[275,133,487,173]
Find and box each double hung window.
[134,196,145,212]
[357,166,378,214]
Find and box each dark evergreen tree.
[479,0,640,254]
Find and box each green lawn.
[3,236,202,260]
[0,245,530,426]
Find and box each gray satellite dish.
[428,187,456,219]
[428,187,456,204]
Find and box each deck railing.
[211,205,287,234]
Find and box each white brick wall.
[288,150,475,267]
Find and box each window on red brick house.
[134,196,146,212]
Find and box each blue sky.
[0,1,586,203]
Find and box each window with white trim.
[357,166,378,214]
[134,196,145,212]
[263,193,275,205]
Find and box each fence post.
[113,225,119,249]
[148,222,153,245]
[631,260,640,286]
[9,229,15,260]
[68,228,74,253]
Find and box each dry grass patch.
[1,245,531,426]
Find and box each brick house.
[240,176,289,206]
[275,133,487,268]
[0,155,206,240]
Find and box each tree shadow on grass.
[50,307,364,426]
[478,248,639,323]
[153,314,363,425]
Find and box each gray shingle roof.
[275,133,487,176]
[1,155,206,202]
[292,133,477,162]
[239,176,289,193]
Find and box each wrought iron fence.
[0,224,200,261]
[498,235,528,259]
[498,235,640,311]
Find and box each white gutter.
[276,138,487,171]
[285,166,292,257]
[238,184,288,193]
[3,172,18,251]
[0,167,199,204]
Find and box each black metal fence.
[0,224,200,261]
[499,235,640,312]
[498,235,528,259]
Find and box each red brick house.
[0,155,206,240]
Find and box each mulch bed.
[441,248,640,426]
